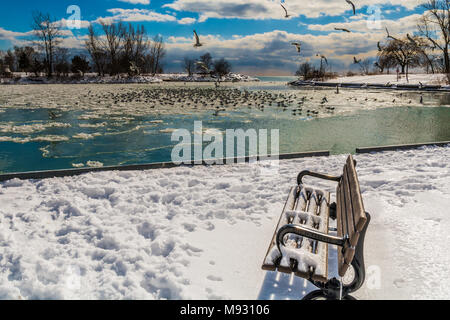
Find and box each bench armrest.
[297,170,342,185]
[277,224,346,254]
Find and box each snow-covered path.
[0,146,449,300]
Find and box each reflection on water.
[0,105,449,174]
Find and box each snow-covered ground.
[0,73,259,85]
[0,146,449,300]
[158,73,259,82]
[327,73,448,86]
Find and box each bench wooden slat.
[342,166,361,248]
[342,166,357,244]
[337,183,347,240]
[337,182,350,277]
[346,156,368,232]
[316,191,330,282]
[344,247,356,265]
[336,184,343,241]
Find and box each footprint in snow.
[207,275,223,282]
[393,278,406,288]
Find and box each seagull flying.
[193,30,203,47]
[291,42,301,53]
[316,54,328,65]
[334,27,351,33]
[345,0,356,15]
[374,62,383,71]
[385,27,391,38]
[281,4,291,18]
[353,56,361,64]
[407,33,417,45]
[377,41,382,51]
[196,61,209,73]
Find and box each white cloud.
[178,17,197,24]
[118,0,151,4]
[164,0,424,21]
[56,18,91,30]
[307,13,423,35]
[0,0,431,74]
[94,8,200,25]
[100,8,177,23]
[163,29,388,74]
[0,28,33,41]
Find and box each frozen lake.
[0,82,449,173]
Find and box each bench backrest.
[336,155,367,277]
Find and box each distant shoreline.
[0,73,260,85]
[289,73,450,92]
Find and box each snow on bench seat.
[262,185,330,283]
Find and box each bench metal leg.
[303,212,371,300]
[302,290,356,300]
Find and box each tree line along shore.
[0,12,246,84]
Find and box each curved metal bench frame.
[282,169,371,300]
[276,170,371,300]
[261,157,370,300]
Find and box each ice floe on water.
[73,133,103,140]
[0,146,449,299]
[0,135,70,143]
[78,123,107,128]
[0,122,71,134]
[86,161,104,168]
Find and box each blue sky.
[0,0,428,75]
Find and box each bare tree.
[380,34,421,81]
[149,35,166,75]
[85,24,107,76]
[406,34,436,74]
[197,52,213,74]
[417,0,450,81]
[31,12,61,78]
[213,58,232,78]
[0,50,5,74]
[54,47,70,77]
[101,21,125,75]
[121,23,149,75]
[14,46,35,74]
[356,58,372,75]
[71,55,90,76]
[3,49,16,72]
[183,57,196,76]
[296,62,313,79]
[375,52,397,74]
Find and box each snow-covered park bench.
[262,155,371,300]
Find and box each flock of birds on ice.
[74,84,427,120]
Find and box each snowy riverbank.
[328,73,448,86]
[0,73,260,85]
[0,146,449,300]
